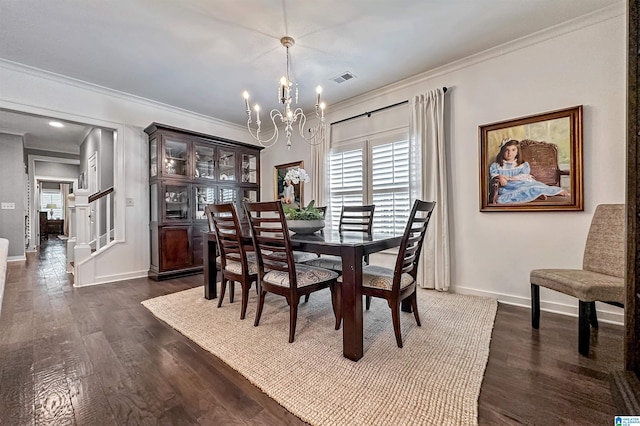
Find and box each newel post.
[66,193,76,273]
[73,189,92,264]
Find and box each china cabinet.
[145,123,262,280]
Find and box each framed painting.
[274,161,304,208]
[479,105,583,212]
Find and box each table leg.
[203,234,218,300]
[341,245,364,361]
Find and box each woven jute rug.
[142,286,497,426]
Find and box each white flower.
[284,168,310,184]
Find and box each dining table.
[203,228,403,361]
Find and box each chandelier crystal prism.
[242,36,326,149]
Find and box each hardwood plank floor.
[0,239,624,425]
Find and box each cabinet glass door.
[194,185,216,221]
[239,189,258,220]
[194,144,215,180]
[241,153,257,183]
[218,149,236,182]
[218,187,237,205]
[164,184,189,221]
[150,139,158,177]
[164,139,188,177]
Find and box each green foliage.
[283,200,324,220]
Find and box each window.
[329,131,410,234]
[40,189,64,219]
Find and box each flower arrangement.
[283,168,310,184]
[283,200,324,221]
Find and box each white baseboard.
[7,255,26,262]
[452,285,624,326]
[74,269,149,288]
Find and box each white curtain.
[60,183,70,235]
[409,88,450,291]
[311,129,331,209]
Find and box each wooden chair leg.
[289,299,299,343]
[304,294,310,303]
[254,290,266,327]
[330,284,341,330]
[229,281,235,303]
[240,283,250,320]
[390,301,403,348]
[531,283,540,329]
[218,278,227,308]
[589,301,598,329]
[365,295,372,310]
[578,300,591,356]
[411,292,421,327]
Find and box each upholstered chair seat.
[529,269,624,303]
[264,264,339,288]
[360,265,415,291]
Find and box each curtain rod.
[330,86,447,126]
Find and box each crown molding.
[0,59,247,134]
[329,2,625,117]
[0,127,26,137]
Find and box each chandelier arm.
[245,110,282,148]
[294,108,325,145]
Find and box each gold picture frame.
[274,161,304,208]
[479,106,583,212]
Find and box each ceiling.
[0,0,620,152]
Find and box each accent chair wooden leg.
[589,301,598,329]
[531,283,540,329]
[578,300,591,356]
[365,295,372,310]
[304,294,310,303]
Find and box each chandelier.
[242,36,326,149]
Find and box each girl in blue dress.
[490,139,568,204]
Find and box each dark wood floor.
[0,239,624,425]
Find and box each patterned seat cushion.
[303,255,343,272]
[263,264,338,288]
[354,265,414,291]
[530,268,624,303]
[216,253,258,275]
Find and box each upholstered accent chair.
[205,203,257,320]
[530,204,625,356]
[354,200,436,348]
[244,201,341,343]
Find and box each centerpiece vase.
[286,219,325,234]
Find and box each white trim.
[74,269,149,288]
[7,255,26,262]
[452,285,624,326]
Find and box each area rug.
[142,287,497,426]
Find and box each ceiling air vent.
[331,71,357,84]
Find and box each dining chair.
[244,200,341,343]
[356,199,435,348]
[205,203,258,320]
[304,204,375,305]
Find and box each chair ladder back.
[244,201,297,277]
[206,203,249,273]
[339,205,375,234]
[393,200,436,291]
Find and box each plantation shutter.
[371,138,410,234]
[329,143,364,229]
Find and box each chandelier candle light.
[242,36,326,149]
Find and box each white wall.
[260,8,627,322]
[0,60,256,283]
[0,133,26,259]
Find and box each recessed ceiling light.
[49,121,65,128]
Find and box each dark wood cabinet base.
[148,266,203,281]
